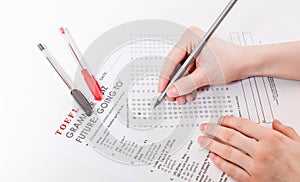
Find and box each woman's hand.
[158,26,300,105]
[158,26,254,105]
[198,116,300,182]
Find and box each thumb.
[167,67,208,97]
[272,119,300,141]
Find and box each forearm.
[242,41,300,80]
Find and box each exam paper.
[44,30,300,182]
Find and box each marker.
[154,0,238,108]
[59,27,103,101]
[38,44,93,117]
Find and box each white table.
[1,0,300,181]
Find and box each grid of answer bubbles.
[128,57,233,129]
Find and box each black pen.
[38,44,93,116]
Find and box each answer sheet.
[45,30,300,182]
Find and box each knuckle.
[208,124,220,137]
[245,164,256,177]
[226,166,237,178]
[223,129,236,143]
[221,116,234,125]
[206,139,215,150]
[254,147,269,160]
[219,116,228,125]
[266,132,285,145]
[212,153,222,167]
[223,145,233,159]
[235,119,246,130]
[251,166,263,177]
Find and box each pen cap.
[71,89,93,116]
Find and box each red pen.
[59,27,103,101]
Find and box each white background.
[1,0,300,181]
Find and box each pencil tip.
[153,100,160,109]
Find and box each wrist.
[238,46,265,79]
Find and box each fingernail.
[200,123,207,132]
[198,136,210,147]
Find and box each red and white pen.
[37,44,93,116]
[59,27,103,101]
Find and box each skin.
[199,116,300,181]
[158,27,300,181]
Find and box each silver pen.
[154,0,238,108]
[38,44,93,116]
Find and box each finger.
[166,44,187,64]
[166,84,179,98]
[210,152,250,181]
[272,119,300,142]
[186,90,197,102]
[200,123,257,155]
[166,84,198,100]
[198,136,254,173]
[158,59,181,92]
[167,67,209,97]
[158,76,170,93]
[165,96,175,102]
[167,90,196,104]
[220,116,267,140]
[177,26,205,54]
[176,96,187,105]
[158,45,187,92]
[165,26,204,66]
